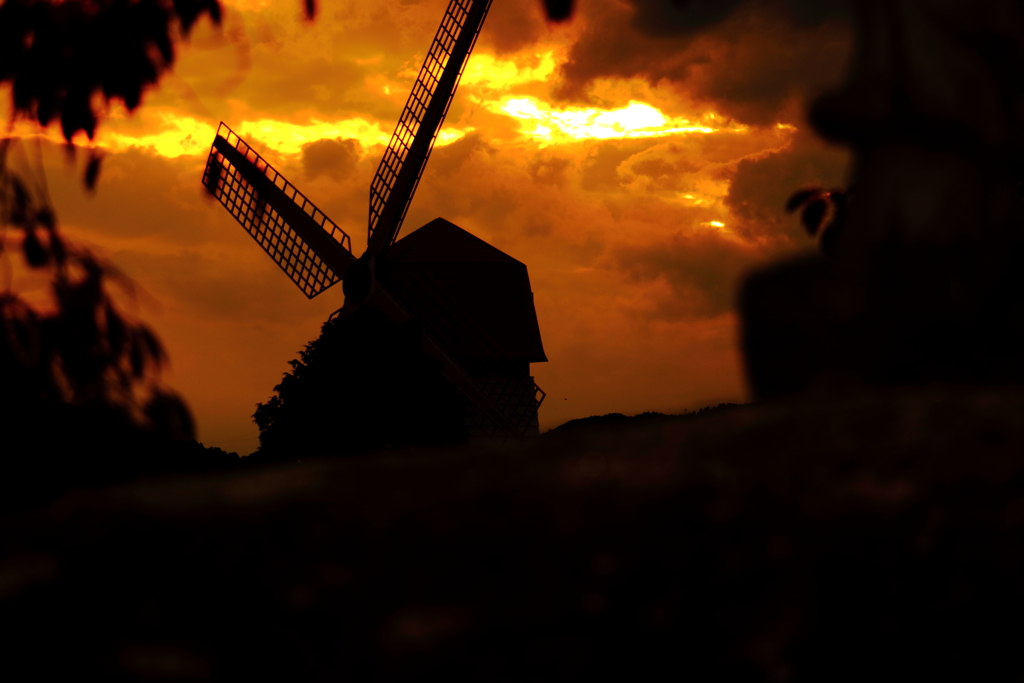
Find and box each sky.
[3,0,853,454]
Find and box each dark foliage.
[0,141,237,511]
[252,306,468,461]
[0,0,569,145]
[0,0,221,142]
[1,142,181,426]
[1,398,238,512]
[3,389,1023,681]
[545,403,741,436]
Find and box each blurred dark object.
[0,0,222,141]
[542,0,575,21]
[4,389,1023,681]
[741,0,1024,398]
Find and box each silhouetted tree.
[0,142,240,511]
[253,307,467,461]
[0,0,235,504]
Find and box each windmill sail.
[203,123,356,298]
[367,0,492,254]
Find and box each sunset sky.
[4,0,852,454]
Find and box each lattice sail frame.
[368,0,492,247]
[203,123,354,298]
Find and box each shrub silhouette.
[252,306,467,461]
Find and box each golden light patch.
[220,0,274,11]
[460,51,558,90]
[487,97,746,145]
[680,193,722,208]
[237,118,473,156]
[238,117,391,155]
[52,113,476,160]
[102,114,217,158]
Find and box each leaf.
[84,153,103,191]
[542,0,575,21]
[105,303,126,356]
[35,208,56,231]
[139,326,166,366]
[129,338,145,377]
[801,199,829,236]
[786,188,821,213]
[9,177,29,226]
[49,233,66,265]
[22,230,49,267]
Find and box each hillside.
[2,387,1023,681]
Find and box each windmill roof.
[387,218,520,264]
[381,218,547,364]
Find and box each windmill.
[201,0,546,440]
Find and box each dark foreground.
[3,388,1024,681]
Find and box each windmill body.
[383,218,547,436]
[202,0,546,440]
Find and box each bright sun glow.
[460,51,558,90]
[489,97,745,144]
[102,115,217,158]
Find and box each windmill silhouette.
[201,0,546,439]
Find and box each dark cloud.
[629,0,746,38]
[166,2,455,123]
[628,152,703,192]
[609,127,850,321]
[724,128,848,242]
[580,140,659,191]
[528,155,573,187]
[617,227,759,318]
[425,132,494,178]
[557,0,852,125]
[478,0,550,54]
[238,55,369,118]
[302,138,361,181]
[42,147,210,244]
[629,0,849,36]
